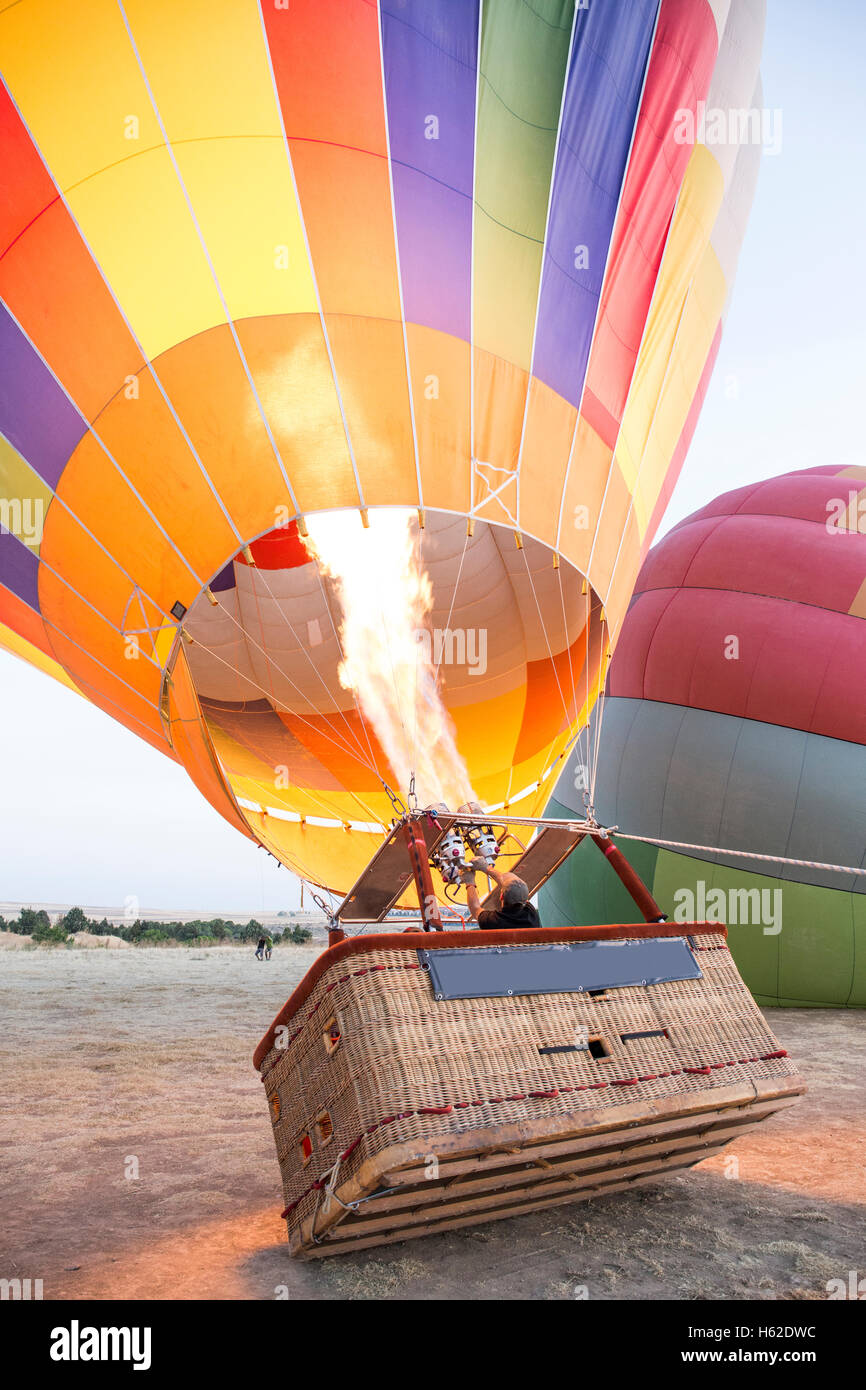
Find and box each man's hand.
[459,865,477,885]
[471,856,510,889]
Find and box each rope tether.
[612,831,866,879]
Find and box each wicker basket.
[255,924,803,1257]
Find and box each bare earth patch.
[68,934,133,949]
[0,946,863,1300]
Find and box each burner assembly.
[428,801,500,888]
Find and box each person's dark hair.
[503,879,529,907]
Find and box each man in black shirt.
[460,856,541,930]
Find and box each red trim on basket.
[277,1045,793,1222]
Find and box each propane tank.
[427,803,466,885]
[458,801,499,867]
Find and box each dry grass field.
[1,944,863,1300]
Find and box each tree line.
[0,906,313,946]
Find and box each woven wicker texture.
[258,931,802,1255]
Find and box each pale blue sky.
[665,0,866,529]
[1,0,863,912]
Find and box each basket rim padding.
[253,921,727,1070]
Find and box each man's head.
[501,876,529,909]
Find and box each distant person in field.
[264,934,273,961]
[460,856,541,930]
[255,935,267,960]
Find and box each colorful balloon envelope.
[0,0,765,895]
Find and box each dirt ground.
[1,944,863,1301]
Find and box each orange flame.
[303,509,475,808]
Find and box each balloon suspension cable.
[311,889,347,947]
[382,779,408,820]
[587,615,610,812]
[613,831,866,879]
[310,890,335,923]
[407,772,418,813]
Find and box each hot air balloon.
[542,465,866,1009]
[1,0,767,900]
[3,2,804,1255]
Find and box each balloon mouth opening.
[170,508,608,857]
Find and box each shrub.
[58,906,90,935]
[32,920,70,945]
[17,907,51,934]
